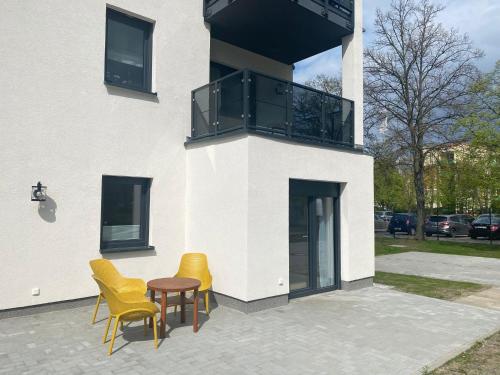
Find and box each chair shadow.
[103,309,212,353]
[93,317,108,324]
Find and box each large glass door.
[289,180,339,297]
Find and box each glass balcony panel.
[341,100,354,145]
[191,69,355,149]
[193,84,216,138]
[324,95,343,142]
[291,86,323,139]
[218,72,245,133]
[249,74,288,134]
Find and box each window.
[100,176,152,252]
[105,8,153,92]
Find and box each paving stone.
[1,287,500,375]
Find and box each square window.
[100,176,152,252]
[105,8,153,92]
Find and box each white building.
[0,0,373,314]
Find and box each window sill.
[100,245,155,254]
[104,81,157,96]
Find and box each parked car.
[376,210,393,222]
[425,214,474,237]
[374,214,387,231]
[469,214,500,239]
[387,213,416,235]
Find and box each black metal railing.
[190,70,354,148]
[205,0,354,23]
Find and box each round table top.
[147,277,201,292]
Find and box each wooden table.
[147,277,201,338]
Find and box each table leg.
[193,288,199,333]
[160,291,167,339]
[180,291,186,323]
[149,290,155,328]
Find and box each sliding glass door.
[289,180,340,297]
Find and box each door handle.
[302,235,309,238]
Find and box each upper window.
[100,176,152,252]
[105,8,153,92]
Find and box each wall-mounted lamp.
[31,181,47,201]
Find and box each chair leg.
[205,291,210,315]
[91,294,102,324]
[103,316,112,344]
[152,315,158,349]
[108,317,120,356]
[143,318,147,336]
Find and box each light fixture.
[31,181,47,202]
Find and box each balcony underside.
[205,0,354,64]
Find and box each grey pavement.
[1,287,500,375]
[376,251,500,286]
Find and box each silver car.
[376,210,393,222]
[425,214,474,237]
[374,214,387,231]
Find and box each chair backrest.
[89,259,125,290]
[92,276,127,315]
[176,253,212,291]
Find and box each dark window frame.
[100,176,153,253]
[104,8,153,93]
[288,179,341,299]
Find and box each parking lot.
[375,231,498,245]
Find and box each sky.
[294,0,500,83]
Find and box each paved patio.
[376,251,500,286]
[1,287,500,375]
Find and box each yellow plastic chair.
[89,259,147,324]
[92,276,158,355]
[174,253,212,315]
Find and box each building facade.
[0,0,373,313]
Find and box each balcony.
[204,0,354,64]
[189,70,355,149]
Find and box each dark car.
[425,214,474,237]
[387,213,417,235]
[469,214,500,239]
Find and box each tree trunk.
[413,148,426,240]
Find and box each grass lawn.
[427,330,500,375]
[376,236,500,258]
[374,271,487,301]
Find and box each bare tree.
[305,74,342,96]
[365,0,482,240]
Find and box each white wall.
[0,0,210,310]
[211,39,293,81]
[185,137,249,301]
[247,136,374,300]
[342,0,364,146]
[186,134,374,302]
[0,0,371,310]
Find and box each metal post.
[489,207,493,246]
[243,70,249,130]
[436,206,440,241]
[214,81,219,136]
